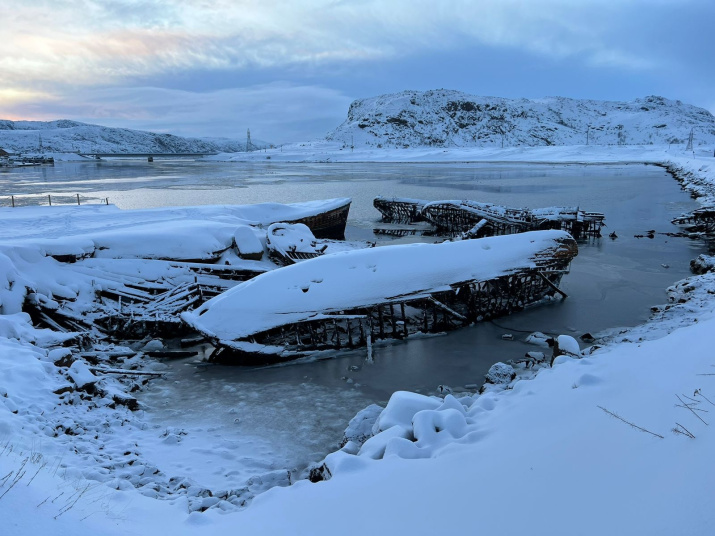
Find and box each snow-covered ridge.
[327,90,715,148]
[0,119,270,154]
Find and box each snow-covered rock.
[690,254,715,274]
[142,339,165,352]
[341,404,383,447]
[327,91,715,149]
[372,391,441,435]
[555,334,581,357]
[68,360,96,389]
[526,331,553,347]
[484,362,516,385]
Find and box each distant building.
[0,148,10,157]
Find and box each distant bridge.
[78,153,219,158]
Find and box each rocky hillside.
[327,90,715,149]
[0,119,269,154]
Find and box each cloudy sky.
[0,0,712,143]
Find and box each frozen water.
[0,159,707,491]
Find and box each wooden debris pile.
[672,208,715,234]
[25,260,259,340]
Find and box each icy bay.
[0,159,706,486]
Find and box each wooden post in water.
[333,319,341,349]
[401,303,408,338]
[11,195,14,208]
[346,318,354,347]
[76,194,80,205]
[48,194,52,206]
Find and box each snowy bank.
[4,265,715,535]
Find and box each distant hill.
[326,91,715,149]
[0,120,270,154]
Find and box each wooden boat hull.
[208,267,573,365]
[185,231,579,364]
[373,197,425,224]
[287,200,351,239]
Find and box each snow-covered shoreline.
[2,146,715,534]
[205,140,712,164]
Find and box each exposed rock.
[436,384,453,395]
[112,392,139,411]
[690,254,715,274]
[308,464,332,483]
[50,347,74,367]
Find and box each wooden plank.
[427,296,467,322]
[537,271,568,298]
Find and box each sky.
[0,0,713,144]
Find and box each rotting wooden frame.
[373,197,425,224]
[375,197,605,239]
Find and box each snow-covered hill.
[327,91,715,149]
[0,119,270,154]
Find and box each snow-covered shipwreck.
[183,230,578,363]
[373,196,605,239]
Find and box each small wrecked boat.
[182,230,578,363]
[266,223,328,265]
[283,198,351,239]
[266,222,375,266]
[374,196,605,239]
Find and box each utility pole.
[686,127,694,151]
[246,128,253,152]
[38,134,43,153]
